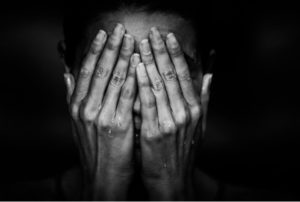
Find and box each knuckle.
[191,104,202,119]
[162,69,177,81]
[139,79,150,88]
[142,129,161,142]
[98,115,128,134]
[90,41,102,54]
[119,48,132,60]
[106,38,119,51]
[79,67,92,78]
[143,97,156,108]
[151,78,164,91]
[70,103,80,119]
[160,121,176,135]
[143,54,155,65]
[169,45,183,58]
[126,68,135,78]
[178,69,192,81]
[175,109,190,126]
[73,88,86,100]
[115,116,129,132]
[153,43,167,55]
[79,103,97,123]
[110,72,126,87]
[94,66,109,79]
[121,86,134,99]
[97,115,111,130]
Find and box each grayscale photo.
[0,0,299,200]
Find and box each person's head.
[59,0,214,131]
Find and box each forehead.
[86,10,197,58]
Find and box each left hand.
[136,27,204,200]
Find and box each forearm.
[143,179,185,200]
[84,179,130,200]
[81,164,133,200]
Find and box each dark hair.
[63,0,213,69]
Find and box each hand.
[136,27,204,200]
[63,24,140,200]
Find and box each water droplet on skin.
[191,140,195,145]
[111,115,122,127]
[116,117,121,127]
[163,163,167,168]
[107,129,114,138]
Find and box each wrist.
[142,170,196,200]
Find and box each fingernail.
[131,53,141,67]
[150,27,160,40]
[114,23,125,36]
[92,30,107,54]
[140,39,151,55]
[96,29,107,42]
[123,34,133,49]
[167,33,178,48]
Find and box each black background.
[0,0,300,199]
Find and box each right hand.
[63,23,140,200]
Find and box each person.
[0,0,292,200]
[60,0,217,200]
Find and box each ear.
[57,40,71,73]
[201,49,215,133]
[58,40,75,103]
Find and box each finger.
[117,53,140,117]
[136,62,157,124]
[70,29,107,111]
[63,72,75,104]
[139,39,173,127]
[166,32,200,107]
[201,73,213,98]
[201,73,213,133]
[149,27,186,123]
[101,34,134,119]
[83,24,125,115]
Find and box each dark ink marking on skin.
[79,68,91,78]
[121,88,133,99]
[111,73,125,86]
[163,70,177,81]
[95,67,109,78]
[151,79,164,91]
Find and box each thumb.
[63,72,75,104]
[201,73,213,133]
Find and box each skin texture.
[66,24,138,200]
[62,11,213,200]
